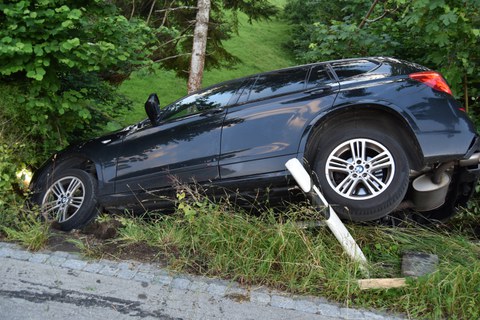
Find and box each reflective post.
[285,158,368,268]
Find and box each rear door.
[219,64,338,179]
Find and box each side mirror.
[145,93,161,126]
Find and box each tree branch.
[156,6,198,13]
[154,53,192,63]
[358,0,380,29]
[147,0,157,25]
[366,5,399,23]
[160,0,176,28]
[129,0,135,20]
[157,34,193,48]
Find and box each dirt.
[98,241,170,266]
[44,220,170,267]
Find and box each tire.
[313,125,409,221]
[33,168,99,231]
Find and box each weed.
[1,209,50,251]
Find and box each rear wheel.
[313,125,409,221]
[36,169,99,231]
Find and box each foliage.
[0,0,155,165]
[1,211,50,251]
[284,0,480,111]
[0,84,50,251]
[0,85,30,207]
[114,0,279,79]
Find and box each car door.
[219,64,338,179]
[114,79,243,194]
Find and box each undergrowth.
[96,189,480,320]
[0,84,50,250]
[1,181,479,318]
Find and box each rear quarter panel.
[330,76,477,163]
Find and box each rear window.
[247,67,309,102]
[331,60,379,80]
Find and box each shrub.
[0,0,155,165]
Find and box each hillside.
[118,0,294,124]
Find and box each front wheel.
[35,168,99,231]
[313,126,409,221]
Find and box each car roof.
[197,57,389,93]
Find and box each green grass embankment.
[118,0,293,124]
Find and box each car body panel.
[220,89,338,179]
[114,111,225,193]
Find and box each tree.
[187,0,211,93]
[0,0,155,164]
[284,0,480,113]
[114,0,278,87]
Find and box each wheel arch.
[31,153,101,192]
[52,154,98,176]
[301,104,424,171]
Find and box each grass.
[2,188,479,319]
[85,190,480,320]
[1,211,50,251]
[117,0,294,124]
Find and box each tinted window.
[307,65,334,88]
[163,80,242,121]
[247,67,308,102]
[331,60,379,80]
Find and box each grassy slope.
[118,0,293,124]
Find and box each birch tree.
[114,0,278,86]
[187,0,211,93]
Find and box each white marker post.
[285,158,368,268]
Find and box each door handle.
[202,107,224,116]
[304,86,332,95]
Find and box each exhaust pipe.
[412,172,450,211]
[459,152,480,167]
[410,151,480,211]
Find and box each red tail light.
[409,71,452,95]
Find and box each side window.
[307,65,334,88]
[331,60,380,80]
[162,80,243,121]
[247,67,309,102]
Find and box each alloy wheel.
[41,176,86,222]
[324,138,395,200]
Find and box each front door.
[114,79,243,194]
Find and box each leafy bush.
[0,84,49,247]
[0,0,155,165]
[284,0,480,112]
[0,85,29,202]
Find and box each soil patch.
[42,220,171,267]
[98,241,170,266]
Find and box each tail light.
[409,71,452,96]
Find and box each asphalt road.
[0,242,404,320]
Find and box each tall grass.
[109,190,480,319]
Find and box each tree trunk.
[187,0,211,94]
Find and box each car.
[29,57,480,230]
